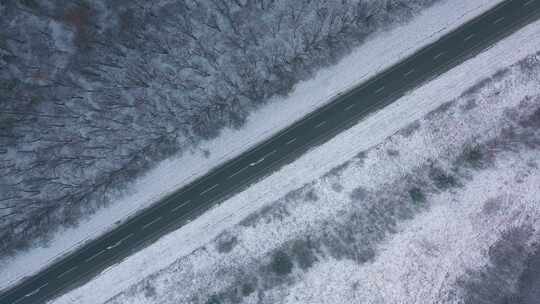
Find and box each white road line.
[227,166,248,179]
[118,232,134,244]
[433,51,446,60]
[24,290,39,297]
[262,149,277,159]
[285,138,297,145]
[107,233,134,250]
[403,69,415,77]
[250,150,277,166]
[493,17,505,24]
[344,104,355,111]
[57,266,78,279]
[375,86,385,94]
[23,283,48,298]
[13,296,26,304]
[142,216,162,230]
[37,283,48,290]
[314,121,326,128]
[524,0,535,6]
[200,184,219,196]
[464,34,475,42]
[172,200,191,212]
[85,250,106,262]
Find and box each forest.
[0,0,438,257]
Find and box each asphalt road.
[2,0,540,303]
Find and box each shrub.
[216,234,238,254]
[291,238,319,270]
[408,187,426,205]
[270,250,294,276]
[428,166,459,190]
[350,186,368,201]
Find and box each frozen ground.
[50,10,540,304]
[0,0,505,291]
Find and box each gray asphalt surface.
[2,0,540,303]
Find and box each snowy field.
[0,0,505,291]
[50,10,540,304]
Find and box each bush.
[460,99,477,112]
[304,189,319,202]
[216,234,238,254]
[270,251,294,276]
[408,187,426,205]
[205,295,222,304]
[350,186,368,201]
[399,120,421,137]
[519,107,540,129]
[457,225,534,304]
[514,246,540,304]
[460,145,486,169]
[291,238,319,270]
[428,166,459,190]
[386,149,400,157]
[331,182,344,192]
[241,282,255,297]
[143,283,157,298]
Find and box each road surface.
[2,0,540,303]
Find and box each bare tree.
[0,0,440,257]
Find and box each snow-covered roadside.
[282,156,540,304]
[0,0,505,291]
[49,11,540,304]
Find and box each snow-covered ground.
[0,0,506,291]
[49,8,540,304]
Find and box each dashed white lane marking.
[107,233,133,250]
[493,16,505,24]
[314,121,326,129]
[285,138,297,145]
[403,69,415,77]
[464,34,475,42]
[172,200,191,212]
[36,283,48,291]
[375,86,385,94]
[228,166,248,179]
[13,296,26,304]
[57,266,78,279]
[84,250,106,262]
[344,104,355,111]
[142,217,163,230]
[433,51,446,60]
[262,149,277,158]
[249,158,263,167]
[250,150,276,166]
[524,0,535,6]
[199,184,219,196]
[21,283,48,300]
